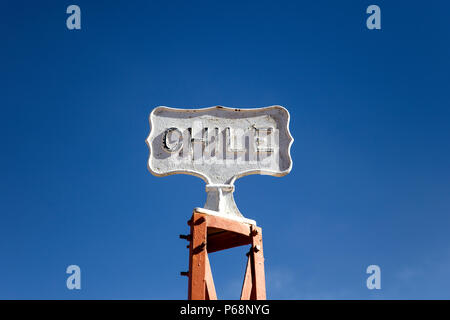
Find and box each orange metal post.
[250,226,266,300]
[188,215,208,300]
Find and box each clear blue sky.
[1,0,449,300]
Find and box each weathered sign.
[146,106,293,225]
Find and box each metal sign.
[146,106,293,225]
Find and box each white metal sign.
[146,106,293,225]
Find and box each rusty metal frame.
[182,210,266,300]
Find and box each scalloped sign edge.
[146,105,294,185]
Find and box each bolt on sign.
[146,106,293,225]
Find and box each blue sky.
[1,0,449,299]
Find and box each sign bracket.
[183,210,266,300]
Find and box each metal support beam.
[185,210,266,301]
